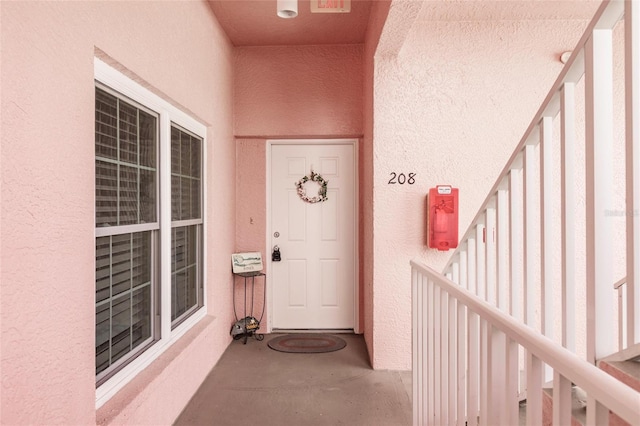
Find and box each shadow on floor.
[174,333,412,426]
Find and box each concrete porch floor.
[174,333,412,426]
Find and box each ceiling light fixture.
[277,0,298,18]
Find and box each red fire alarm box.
[428,185,459,251]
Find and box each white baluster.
[586,397,609,426]
[560,82,577,353]
[476,221,486,301]
[489,327,507,425]
[460,246,468,291]
[427,278,435,424]
[452,261,460,285]
[467,311,479,426]
[523,144,537,327]
[422,274,430,426]
[525,351,542,426]
[506,337,520,426]
[434,285,442,424]
[486,204,497,306]
[457,300,466,426]
[509,168,524,322]
[540,115,555,344]
[479,319,489,426]
[448,291,456,424]
[411,267,420,425]
[497,188,509,311]
[553,371,572,426]
[441,289,449,425]
[468,236,477,296]
[585,27,616,362]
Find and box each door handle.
[272,245,281,262]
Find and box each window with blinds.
[95,58,208,402]
[171,126,203,326]
[95,86,159,384]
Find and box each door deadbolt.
[272,246,281,262]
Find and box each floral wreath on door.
[295,171,328,203]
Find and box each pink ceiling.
[208,0,373,46]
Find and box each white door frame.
[265,138,360,333]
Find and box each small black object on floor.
[267,333,347,353]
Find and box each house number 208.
[388,172,416,185]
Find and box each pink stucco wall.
[362,0,392,367]
[233,45,364,329]
[371,11,594,369]
[234,44,363,138]
[234,138,268,325]
[236,139,268,253]
[1,1,234,424]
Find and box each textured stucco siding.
[363,0,392,367]
[1,1,234,424]
[371,14,596,370]
[234,44,364,138]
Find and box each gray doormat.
[267,334,347,353]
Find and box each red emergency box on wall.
[427,185,459,251]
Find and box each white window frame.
[94,58,208,408]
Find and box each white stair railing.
[413,0,640,424]
[411,260,640,426]
[440,0,639,362]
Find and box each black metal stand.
[232,271,265,344]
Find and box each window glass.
[95,89,118,161]
[171,127,202,221]
[95,161,118,227]
[170,125,203,326]
[95,232,153,378]
[171,225,200,322]
[95,88,157,227]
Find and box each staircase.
[599,346,640,426]
[411,1,640,424]
[540,346,640,426]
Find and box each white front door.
[270,141,356,330]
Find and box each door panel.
[271,143,355,329]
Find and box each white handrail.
[412,259,640,425]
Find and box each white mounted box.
[231,252,264,274]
